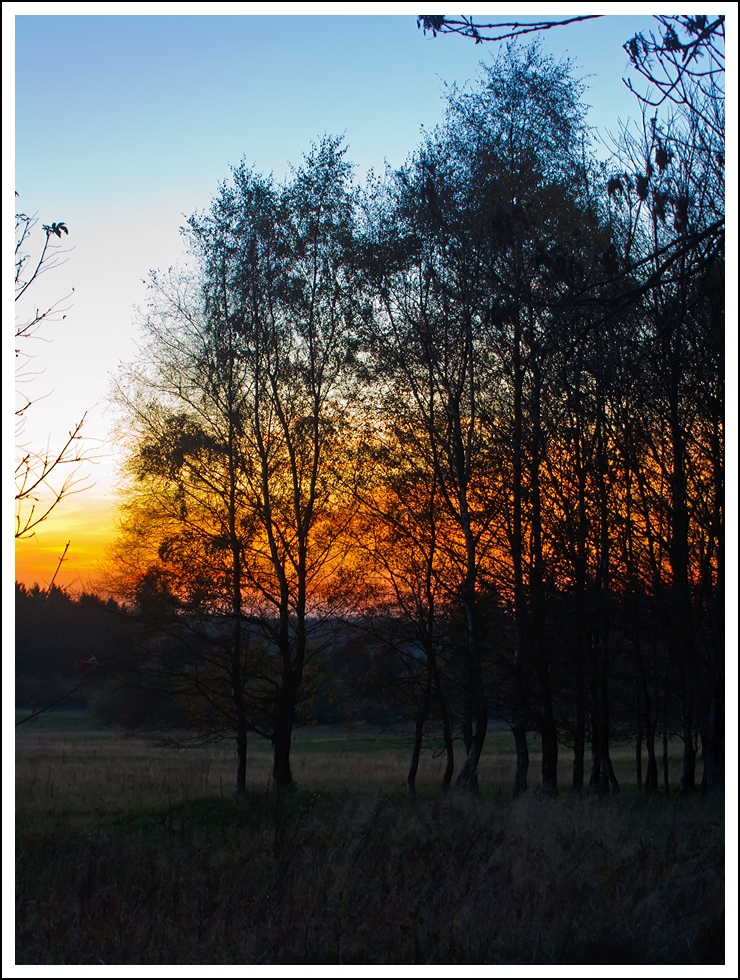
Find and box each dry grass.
[16,719,723,965]
[15,718,693,805]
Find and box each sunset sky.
[9,4,728,592]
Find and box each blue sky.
[7,5,731,581]
[16,12,659,212]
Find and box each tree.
[350,397,457,792]
[111,266,259,794]
[419,17,724,797]
[603,8,724,795]
[114,139,362,792]
[362,44,600,793]
[15,204,91,539]
[363,147,498,790]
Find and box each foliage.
[104,39,723,799]
[111,139,364,790]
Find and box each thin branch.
[418,15,601,44]
[15,414,98,539]
[15,667,97,727]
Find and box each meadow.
[16,714,724,965]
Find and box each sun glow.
[14,494,119,593]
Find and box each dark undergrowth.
[16,789,724,965]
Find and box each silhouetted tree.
[113,139,363,792]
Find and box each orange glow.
[15,493,119,593]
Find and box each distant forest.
[17,26,723,799]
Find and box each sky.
[7,4,732,593]
[4,11,738,975]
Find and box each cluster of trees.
[15,584,133,718]
[109,35,723,796]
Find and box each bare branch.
[14,206,98,537]
[623,16,725,139]
[15,414,97,539]
[418,15,601,44]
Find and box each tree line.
[103,39,722,796]
[15,584,133,719]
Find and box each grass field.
[15,714,724,965]
[15,710,697,800]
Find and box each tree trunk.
[441,714,455,790]
[510,310,533,798]
[643,668,659,794]
[432,657,454,790]
[680,709,697,793]
[235,725,247,798]
[701,402,724,797]
[512,721,529,797]
[540,710,559,796]
[588,629,620,796]
[455,655,486,790]
[701,687,724,795]
[407,668,432,795]
[528,319,557,796]
[227,338,248,799]
[662,689,670,794]
[589,719,606,797]
[272,675,295,791]
[231,616,248,798]
[635,664,643,792]
[572,638,585,792]
[272,717,294,792]
[638,637,659,794]
[644,730,659,794]
[456,691,486,790]
[455,505,486,790]
[587,383,618,796]
[407,720,423,796]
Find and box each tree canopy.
[108,42,723,797]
